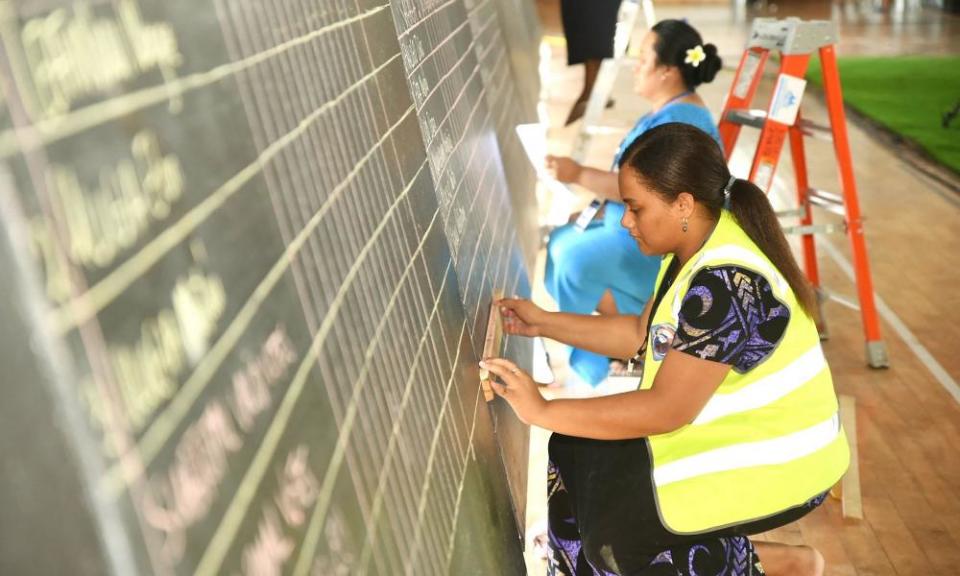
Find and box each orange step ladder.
[718,18,888,368]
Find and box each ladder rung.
[799,120,833,141]
[775,207,807,218]
[725,109,767,128]
[807,188,846,216]
[808,188,844,204]
[725,109,833,141]
[782,223,845,236]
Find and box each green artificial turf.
[806,56,960,174]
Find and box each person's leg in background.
[566,59,601,125]
[544,221,657,385]
[559,0,623,125]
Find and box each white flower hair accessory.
[684,45,706,67]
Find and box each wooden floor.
[527,2,960,575]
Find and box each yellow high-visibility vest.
[640,210,849,534]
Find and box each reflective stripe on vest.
[654,412,841,487]
[693,345,828,425]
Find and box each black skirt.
[546,433,827,575]
[560,0,623,65]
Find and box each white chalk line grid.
[215,0,339,349]
[208,6,456,572]
[13,2,524,572]
[394,112,507,576]
[374,114,498,576]
[395,1,527,571]
[206,13,398,560]
[51,52,404,335]
[407,161,514,576]
[459,1,534,555]
[282,218,461,576]
[196,1,520,572]
[230,0,364,342]
[406,16,471,85]
[190,84,444,574]
[99,77,416,497]
[325,11,460,568]
[0,2,393,159]
[226,5,454,496]
[395,0,459,39]
[412,9,494,131]
[316,20,500,570]
[346,8,508,569]
[480,5,528,158]
[424,4,520,466]
[217,9,444,572]
[344,7,498,568]
[344,1,524,572]
[348,160,492,571]
[411,0,507,454]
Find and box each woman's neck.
[650,86,692,112]
[674,215,718,268]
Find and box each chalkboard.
[0,1,540,574]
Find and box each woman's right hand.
[546,155,582,184]
[498,298,547,337]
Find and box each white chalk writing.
[142,399,242,562]
[137,326,296,565]
[241,446,318,576]
[229,327,297,432]
[310,510,356,576]
[80,265,224,456]
[20,0,183,118]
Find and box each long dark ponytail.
[619,123,817,317]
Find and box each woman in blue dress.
[545,20,724,385]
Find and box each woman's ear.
[675,191,696,218]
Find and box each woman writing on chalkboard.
[543,19,724,386]
[483,124,848,576]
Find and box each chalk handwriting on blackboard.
[141,325,296,565]
[309,510,356,576]
[240,445,318,576]
[80,264,225,441]
[29,129,183,303]
[20,0,182,118]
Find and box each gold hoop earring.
[682,217,689,233]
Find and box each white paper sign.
[514,123,573,199]
[768,74,807,126]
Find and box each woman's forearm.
[533,389,679,439]
[529,349,731,440]
[576,166,621,201]
[539,311,645,359]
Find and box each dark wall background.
[0,1,540,574]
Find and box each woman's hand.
[546,155,582,184]
[480,358,547,426]
[498,298,547,337]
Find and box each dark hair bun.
[651,20,722,90]
[698,43,722,85]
